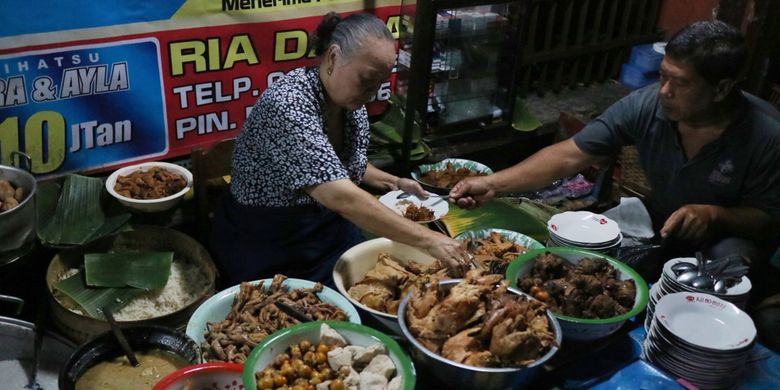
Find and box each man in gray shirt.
[450,21,780,350]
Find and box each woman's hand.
[396,177,429,198]
[423,234,471,277]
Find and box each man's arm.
[450,139,605,208]
[488,138,606,195]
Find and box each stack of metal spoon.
[672,252,750,293]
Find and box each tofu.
[327,347,353,370]
[320,323,347,347]
[316,381,331,390]
[359,371,389,390]
[388,376,403,390]
[364,354,396,379]
[348,343,386,365]
[344,367,360,387]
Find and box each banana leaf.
[370,97,422,145]
[53,270,145,319]
[441,199,549,243]
[37,174,131,246]
[85,251,173,290]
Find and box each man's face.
[658,57,719,123]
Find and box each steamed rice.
[57,260,208,321]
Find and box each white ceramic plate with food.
[378,190,448,223]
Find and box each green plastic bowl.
[242,320,415,390]
[505,247,649,341]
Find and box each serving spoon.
[690,251,714,290]
[103,307,139,367]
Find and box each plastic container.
[619,63,658,90]
[628,43,664,72]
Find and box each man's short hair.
[665,20,746,85]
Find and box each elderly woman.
[211,12,470,286]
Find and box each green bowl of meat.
[505,247,649,341]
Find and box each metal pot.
[0,296,76,390]
[0,152,37,267]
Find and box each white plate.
[378,190,449,223]
[548,233,623,249]
[653,292,756,351]
[547,211,620,245]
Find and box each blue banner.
[0,39,168,175]
[0,1,187,38]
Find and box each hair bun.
[311,12,342,56]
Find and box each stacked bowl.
[645,257,751,331]
[643,292,756,390]
[547,211,622,256]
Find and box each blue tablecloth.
[569,326,780,389]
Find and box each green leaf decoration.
[442,199,549,243]
[370,97,422,145]
[53,271,145,319]
[512,97,542,131]
[85,251,173,290]
[36,174,131,246]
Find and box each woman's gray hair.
[310,12,393,60]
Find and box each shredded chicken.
[202,274,348,363]
[406,269,557,367]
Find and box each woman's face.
[324,38,396,110]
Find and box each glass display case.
[396,0,526,162]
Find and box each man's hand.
[661,204,720,242]
[448,176,495,209]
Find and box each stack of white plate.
[643,292,756,389]
[547,211,622,255]
[645,257,751,331]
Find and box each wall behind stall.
[0,0,402,179]
[657,0,718,38]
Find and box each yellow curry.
[75,349,189,390]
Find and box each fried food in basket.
[114,167,187,200]
[420,162,488,188]
[0,179,24,212]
